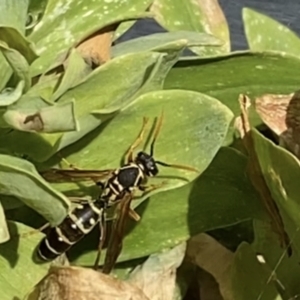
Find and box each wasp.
[39,113,198,272]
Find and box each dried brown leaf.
[235,94,291,255]
[77,24,117,67]
[128,243,186,300]
[186,233,234,300]
[255,92,300,158]
[26,266,149,300]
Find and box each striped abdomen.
[38,201,104,261]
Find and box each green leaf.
[0,154,69,225]
[0,201,9,243]
[70,147,263,265]
[0,28,37,64]
[125,40,187,94]
[28,0,158,76]
[114,0,153,40]
[26,73,63,100]
[46,90,234,197]
[0,41,30,92]
[0,81,25,107]
[0,221,50,300]
[0,195,23,211]
[50,48,91,101]
[112,31,221,57]
[243,8,300,57]
[164,51,300,144]
[3,100,78,133]
[54,52,163,155]
[252,129,300,257]
[0,53,12,92]
[0,0,37,64]
[0,0,29,35]
[231,242,282,300]
[253,219,300,299]
[151,0,230,55]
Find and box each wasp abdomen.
[37,202,103,261]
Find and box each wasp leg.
[57,153,79,170]
[125,117,149,163]
[21,222,50,238]
[94,210,107,270]
[139,180,168,194]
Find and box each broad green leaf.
[50,48,91,101]
[29,0,158,76]
[0,201,9,243]
[69,147,263,265]
[151,0,230,55]
[26,73,63,99]
[253,220,300,300]
[1,195,23,211]
[0,221,50,300]
[0,0,37,64]
[112,31,221,57]
[55,52,163,154]
[0,41,30,92]
[3,100,78,132]
[127,41,187,94]
[0,0,29,35]
[0,28,37,64]
[45,90,233,197]
[164,51,300,144]
[0,154,69,225]
[114,0,153,39]
[252,129,300,257]
[0,53,12,92]
[231,242,281,300]
[0,81,25,107]
[243,8,300,57]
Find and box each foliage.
[0,1,299,299]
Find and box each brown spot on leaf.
[23,113,44,131]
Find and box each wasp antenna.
[156,160,199,173]
[150,111,164,156]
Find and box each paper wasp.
[39,112,198,272]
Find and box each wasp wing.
[102,192,133,274]
[40,168,114,183]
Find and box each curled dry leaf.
[235,94,291,255]
[186,233,234,300]
[26,266,149,300]
[255,92,300,159]
[76,24,117,67]
[128,243,186,300]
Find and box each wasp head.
[136,151,158,177]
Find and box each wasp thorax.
[136,151,159,176]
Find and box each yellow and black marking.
[38,200,105,261]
